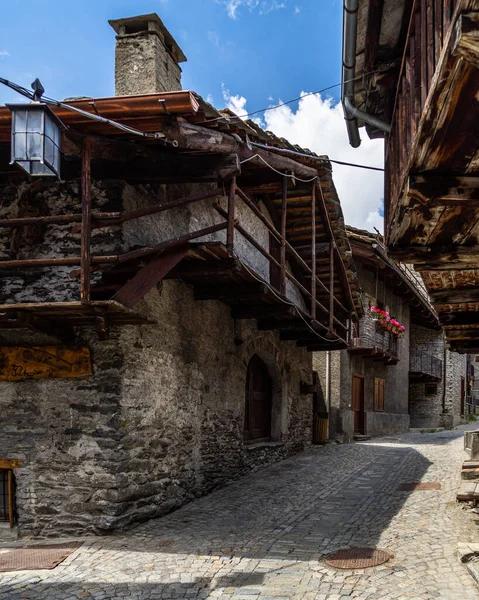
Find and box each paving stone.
[1,426,479,599]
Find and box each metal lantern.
[7,101,63,177]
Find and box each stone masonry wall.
[408,325,467,429]
[0,179,313,536]
[316,263,411,442]
[114,32,183,96]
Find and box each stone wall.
[315,263,411,441]
[0,179,314,536]
[114,30,183,95]
[408,325,467,429]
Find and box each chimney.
[109,13,187,96]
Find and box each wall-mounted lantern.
[6,79,64,178]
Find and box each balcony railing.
[385,0,458,231]
[410,349,443,381]
[350,321,399,364]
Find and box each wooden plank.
[80,137,92,304]
[452,12,479,70]
[112,247,187,309]
[434,0,443,63]
[0,346,91,381]
[8,470,14,529]
[421,0,428,107]
[0,459,22,469]
[227,177,236,249]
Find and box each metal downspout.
[342,0,391,148]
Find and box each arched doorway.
[244,354,273,442]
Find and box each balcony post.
[311,183,316,319]
[227,176,236,250]
[280,176,288,295]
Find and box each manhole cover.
[398,482,441,491]
[0,542,83,572]
[325,547,392,569]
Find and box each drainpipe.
[342,0,391,148]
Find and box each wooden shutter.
[374,378,385,412]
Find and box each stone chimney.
[109,13,187,96]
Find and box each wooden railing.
[215,178,351,342]
[0,158,352,343]
[385,0,457,232]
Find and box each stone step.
[462,468,479,480]
[463,460,479,469]
[457,481,479,501]
[353,434,371,442]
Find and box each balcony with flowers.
[349,303,404,365]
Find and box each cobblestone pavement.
[2,426,479,600]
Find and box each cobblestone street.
[1,426,478,600]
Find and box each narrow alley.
[1,426,478,600]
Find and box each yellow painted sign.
[0,346,92,381]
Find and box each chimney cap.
[108,13,187,63]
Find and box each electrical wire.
[199,69,381,124]
[249,141,384,172]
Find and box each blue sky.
[0,0,342,110]
[0,0,384,231]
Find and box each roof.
[0,90,361,319]
[346,225,439,328]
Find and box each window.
[425,383,437,396]
[244,354,273,442]
[0,468,14,528]
[374,378,385,412]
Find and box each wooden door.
[352,374,365,434]
[244,355,273,441]
[461,377,466,416]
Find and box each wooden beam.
[439,311,479,326]
[160,118,319,180]
[430,289,479,303]
[311,184,316,319]
[80,137,92,304]
[281,177,288,295]
[408,174,479,203]
[112,247,188,309]
[452,12,479,70]
[227,177,236,249]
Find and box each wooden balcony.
[348,325,399,365]
[409,349,443,382]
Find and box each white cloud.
[221,0,287,20]
[222,88,385,232]
[294,5,301,14]
[0,51,10,57]
[206,93,215,105]
[222,83,248,116]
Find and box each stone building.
[315,227,441,441]
[0,14,359,536]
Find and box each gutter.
[342,0,391,148]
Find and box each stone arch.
[241,336,285,441]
